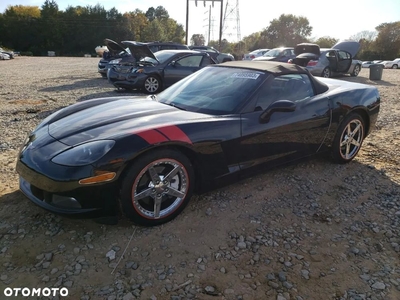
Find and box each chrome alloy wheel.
[353,65,360,76]
[144,77,159,93]
[132,159,189,219]
[339,119,364,160]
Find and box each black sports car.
[16,61,380,226]
[107,46,217,94]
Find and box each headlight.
[132,68,144,73]
[109,59,122,64]
[51,140,115,166]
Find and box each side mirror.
[259,100,296,123]
[170,60,176,67]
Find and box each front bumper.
[107,67,146,90]
[16,159,119,218]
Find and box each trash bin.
[369,64,384,80]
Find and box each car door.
[163,54,207,88]
[336,51,352,73]
[239,73,331,173]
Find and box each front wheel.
[392,64,398,69]
[331,113,365,164]
[120,149,195,226]
[321,67,331,78]
[144,76,162,94]
[351,64,361,77]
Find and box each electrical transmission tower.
[222,0,241,43]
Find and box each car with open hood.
[252,47,295,62]
[290,41,362,78]
[98,39,189,78]
[107,44,217,93]
[16,61,380,226]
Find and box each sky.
[1,0,400,43]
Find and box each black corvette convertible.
[16,61,380,226]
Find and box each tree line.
[0,1,185,56]
[1,1,399,61]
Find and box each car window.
[254,74,314,110]
[338,51,350,60]
[200,55,213,67]
[176,55,202,67]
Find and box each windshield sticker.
[230,72,260,80]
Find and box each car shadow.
[2,156,398,230]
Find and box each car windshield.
[157,66,267,115]
[153,51,177,64]
[263,49,282,57]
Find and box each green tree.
[373,21,400,59]
[190,34,205,46]
[313,36,338,48]
[261,14,312,47]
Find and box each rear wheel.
[392,64,398,69]
[331,113,365,164]
[144,76,162,94]
[351,64,361,77]
[321,67,331,78]
[120,149,194,226]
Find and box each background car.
[362,61,374,68]
[108,46,217,93]
[290,41,362,78]
[16,61,380,226]
[188,45,234,62]
[381,59,400,69]
[242,49,270,60]
[0,52,10,60]
[98,39,189,78]
[0,47,14,59]
[252,47,295,62]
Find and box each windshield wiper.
[150,94,157,101]
[167,103,186,111]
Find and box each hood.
[331,41,360,57]
[294,43,320,56]
[47,97,205,145]
[104,38,126,53]
[122,41,158,62]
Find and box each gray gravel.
[0,57,400,299]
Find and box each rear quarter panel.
[319,79,380,145]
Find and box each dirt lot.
[0,57,399,300]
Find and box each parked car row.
[362,59,400,69]
[242,41,362,78]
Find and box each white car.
[242,49,270,60]
[361,61,374,68]
[0,52,10,60]
[382,59,400,69]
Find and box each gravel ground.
[0,57,399,300]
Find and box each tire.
[321,67,331,78]
[120,149,195,226]
[331,113,365,164]
[143,76,162,94]
[392,64,398,69]
[351,64,361,77]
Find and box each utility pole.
[185,0,224,50]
